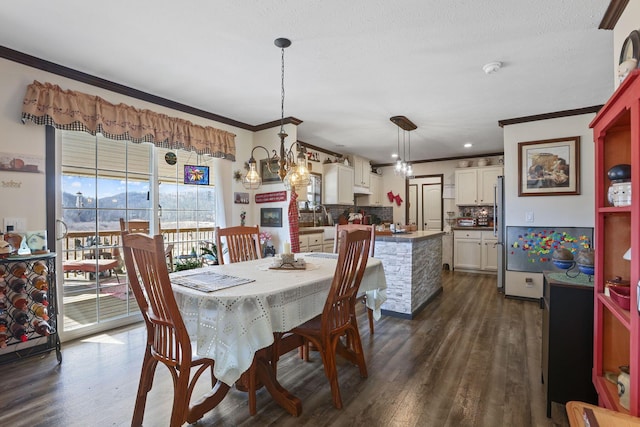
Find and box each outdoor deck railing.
[62,227,216,263]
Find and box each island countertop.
[375,230,444,242]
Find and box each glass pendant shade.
[242,161,262,190]
[283,159,310,191]
[394,159,403,174]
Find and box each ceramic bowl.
[609,285,631,310]
[457,160,470,168]
[477,158,489,167]
[552,259,575,270]
[577,264,595,276]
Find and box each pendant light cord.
[280,46,285,134]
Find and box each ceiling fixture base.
[482,61,502,74]
[274,38,292,48]
[390,116,417,131]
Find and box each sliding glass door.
[57,131,216,340]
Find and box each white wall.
[0,57,254,232]
[502,114,595,228]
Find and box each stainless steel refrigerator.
[494,176,506,292]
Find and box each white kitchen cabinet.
[481,233,498,271]
[357,173,382,207]
[368,173,382,206]
[453,229,482,270]
[352,155,371,188]
[298,233,323,252]
[454,229,497,272]
[323,163,354,205]
[454,166,503,206]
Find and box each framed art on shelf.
[518,136,580,196]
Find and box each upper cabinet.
[356,173,383,207]
[455,166,503,205]
[323,163,354,205]
[353,155,371,188]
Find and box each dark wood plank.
[0,270,570,426]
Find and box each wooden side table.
[567,401,640,426]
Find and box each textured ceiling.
[0,0,614,164]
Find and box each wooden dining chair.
[120,231,229,427]
[214,225,262,264]
[119,218,175,271]
[292,228,372,409]
[333,223,376,334]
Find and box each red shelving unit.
[590,69,640,415]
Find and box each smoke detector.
[482,61,502,74]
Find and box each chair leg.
[346,327,368,378]
[131,349,158,427]
[321,335,343,409]
[169,370,190,427]
[367,307,374,335]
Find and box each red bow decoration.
[387,191,395,202]
[395,194,403,206]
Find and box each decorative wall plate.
[164,152,177,165]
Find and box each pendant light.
[243,38,310,191]
[390,116,417,179]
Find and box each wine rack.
[0,253,61,364]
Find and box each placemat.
[548,272,594,286]
[172,270,254,292]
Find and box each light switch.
[525,211,534,223]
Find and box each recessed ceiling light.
[464,143,473,148]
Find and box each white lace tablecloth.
[171,253,387,386]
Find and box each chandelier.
[242,38,310,191]
[391,115,417,178]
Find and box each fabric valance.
[21,81,236,160]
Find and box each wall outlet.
[525,277,534,288]
[4,217,27,232]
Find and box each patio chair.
[120,231,228,426]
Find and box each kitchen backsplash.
[299,204,393,226]
[458,206,495,219]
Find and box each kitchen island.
[375,230,444,318]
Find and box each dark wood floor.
[0,271,570,426]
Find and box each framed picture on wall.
[184,165,210,185]
[260,208,283,227]
[260,159,281,183]
[518,136,580,196]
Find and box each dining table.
[170,252,387,419]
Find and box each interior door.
[423,183,442,230]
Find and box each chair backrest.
[119,218,151,234]
[333,224,375,257]
[120,231,192,367]
[322,229,372,333]
[214,225,262,265]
